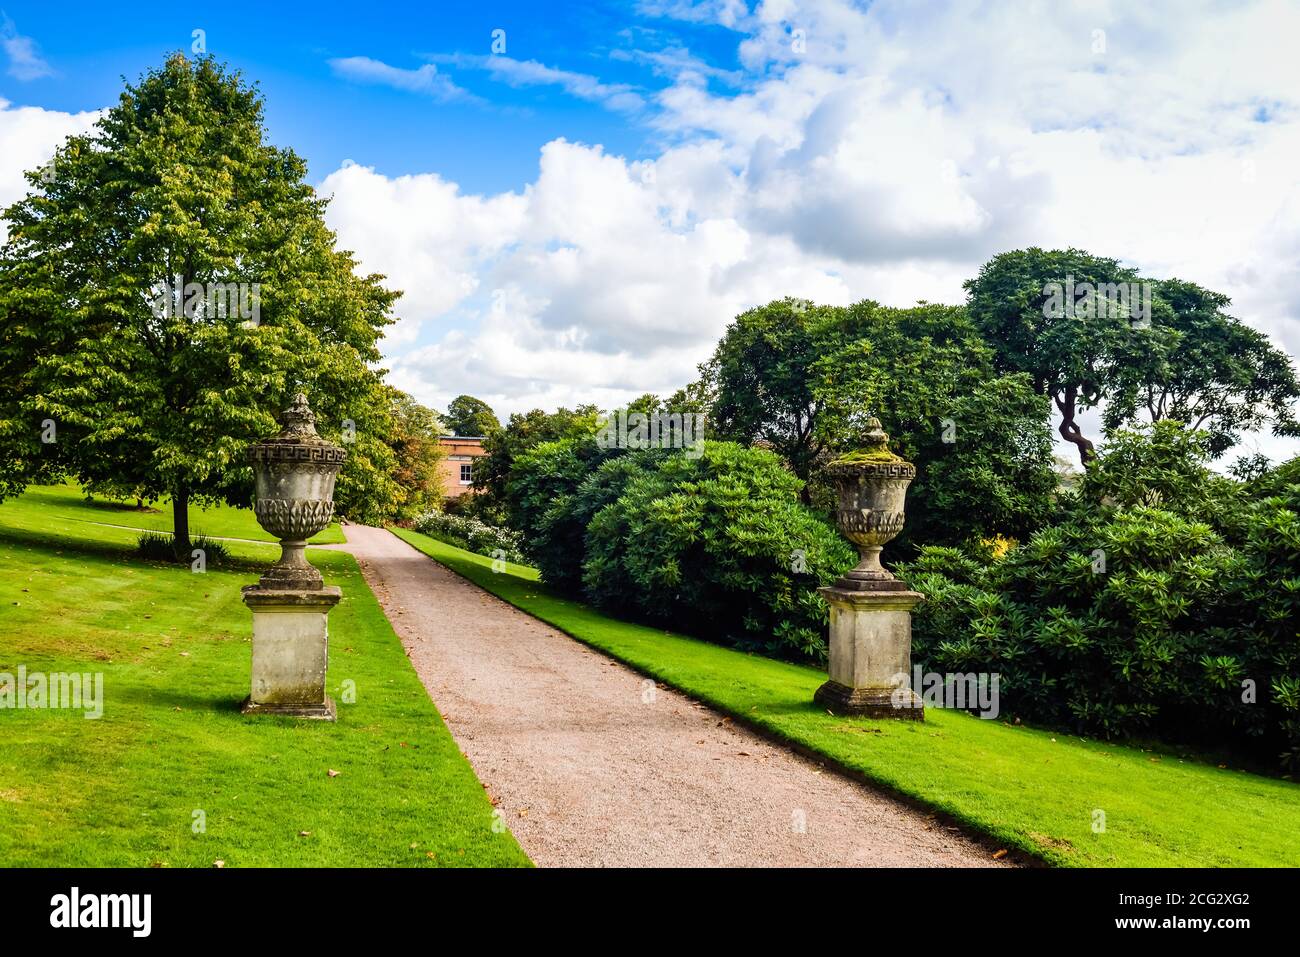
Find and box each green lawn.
[10,482,345,544]
[394,527,1300,868]
[0,493,529,867]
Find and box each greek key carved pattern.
[248,444,347,465]
[826,461,916,480]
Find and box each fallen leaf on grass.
[327,769,340,778]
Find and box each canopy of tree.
[442,395,500,437]
[965,248,1299,466]
[0,54,412,549]
[701,297,1057,547]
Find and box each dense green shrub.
[581,442,855,660]
[900,426,1300,768]
[412,512,526,563]
[508,438,663,593]
[506,438,616,588]
[136,530,229,565]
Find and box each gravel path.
[337,524,1005,868]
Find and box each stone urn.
[815,417,925,719]
[247,393,346,590]
[241,393,346,720]
[822,418,916,591]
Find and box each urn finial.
[862,416,888,451]
[279,393,319,438]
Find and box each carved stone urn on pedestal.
[240,393,346,720]
[815,418,925,719]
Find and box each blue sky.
[0,0,745,191]
[2,1,1299,465]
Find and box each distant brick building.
[437,436,488,499]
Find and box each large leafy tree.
[811,300,1056,546]
[0,54,401,553]
[442,394,500,437]
[702,298,1056,546]
[385,389,445,520]
[703,298,839,481]
[1105,278,1299,456]
[966,248,1298,466]
[964,248,1146,467]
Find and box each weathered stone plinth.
[815,584,924,720]
[240,585,340,720]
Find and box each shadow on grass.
[78,498,162,514]
[111,685,247,714]
[0,523,270,575]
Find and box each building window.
[460,463,472,485]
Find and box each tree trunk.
[1054,385,1096,469]
[172,487,190,561]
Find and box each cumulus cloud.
[312,0,1300,469]
[0,99,101,238]
[318,161,527,346]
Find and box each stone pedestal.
[240,585,340,720]
[815,585,924,720]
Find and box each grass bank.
[0,490,528,867]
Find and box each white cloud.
[609,44,745,86]
[317,0,1300,466]
[328,56,479,104]
[0,99,101,238]
[637,0,751,30]
[318,161,527,346]
[426,54,646,113]
[0,14,52,81]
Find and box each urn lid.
[824,417,915,477]
[248,393,347,466]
